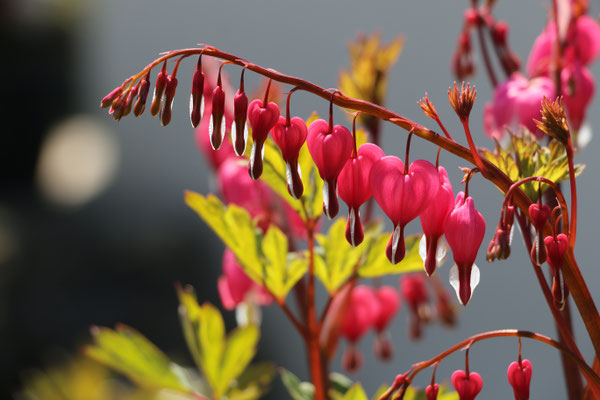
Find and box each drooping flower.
[451,370,483,400]
[484,73,555,140]
[370,156,439,264]
[218,249,272,310]
[544,233,569,309]
[307,119,354,219]
[247,81,280,180]
[444,192,486,306]
[338,143,385,246]
[271,116,308,199]
[419,166,454,276]
[425,383,440,400]
[400,273,430,339]
[507,359,533,400]
[562,61,595,131]
[372,285,401,360]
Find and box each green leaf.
[218,325,260,395]
[329,372,354,397]
[84,324,190,392]
[228,362,277,400]
[262,226,299,300]
[371,384,389,400]
[185,192,263,281]
[198,303,226,394]
[315,218,367,293]
[280,368,315,400]
[341,384,368,400]
[358,233,422,277]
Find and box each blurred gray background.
[2,0,600,398]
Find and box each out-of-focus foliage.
[483,130,584,201]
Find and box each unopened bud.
[110,97,125,121]
[134,74,151,117]
[491,21,508,45]
[464,9,479,27]
[190,61,205,128]
[233,89,249,156]
[160,75,178,126]
[151,63,168,117]
[448,81,476,121]
[210,85,226,150]
[101,86,123,108]
[122,85,139,118]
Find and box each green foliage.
[185,192,307,302]
[280,368,315,400]
[358,232,423,277]
[340,384,368,400]
[483,131,584,201]
[177,286,268,399]
[84,325,191,393]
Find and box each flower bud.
[134,74,151,117]
[190,61,205,128]
[210,85,226,150]
[101,86,123,108]
[425,383,440,400]
[110,96,125,121]
[272,116,308,199]
[507,359,532,400]
[232,89,249,156]
[150,62,168,117]
[160,75,178,126]
[122,85,139,118]
[464,9,479,27]
[248,85,280,179]
[491,21,508,45]
[341,285,379,343]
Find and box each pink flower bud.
[307,119,354,219]
[122,85,139,118]
[341,285,379,343]
[210,85,226,150]
[425,383,440,400]
[444,192,485,306]
[464,9,479,27]
[272,116,308,199]
[109,97,125,121]
[452,370,483,400]
[373,286,401,332]
[419,166,454,276]
[247,98,280,180]
[370,156,439,264]
[544,233,568,274]
[101,86,122,108]
[507,359,532,400]
[562,61,595,131]
[134,74,150,117]
[150,63,168,117]
[190,61,205,128]
[160,75,178,126]
[338,143,385,246]
[491,21,508,45]
[232,89,249,156]
[218,249,272,310]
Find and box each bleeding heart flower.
[218,249,272,310]
[544,233,569,308]
[529,203,551,265]
[370,156,440,264]
[210,84,226,150]
[341,285,379,343]
[444,192,486,306]
[400,273,430,340]
[190,57,205,128]
[307,119,354,219]
[373,286,401,332]
[451,370,483,400]
[562,61,595,131]
[338,143,385,246]
[426,383,440,400]
[247,81,280,180]
[419,166,454,276]
[507,359,532,400]
[271,116,308,199]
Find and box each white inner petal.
[419,234,427,265]
[322,180,330,218]
[449,264,461,304]
[285,162,296,199]
[391,225,401,262]
[189,93,194,127]
[208,115,215,149]
[349,208,357,246]
[436,238,448,264]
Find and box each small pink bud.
[232,89,249,156]
[370,156,439,264]
[507,359,532,400]
[190,59,205,128]
[247,98,280,180]
[544,233,569,274]
[338,143,385,246]
[425,383,440,400]
[307,119,354,218]
[160,75,178,126]
[110,97,125,121]
[150,62,168,117]
[491,21,508,45]
[271,116,308,199]
[464,9,479,27]
[101,86,122,108]
[444,192,485,306]
[134,74,150,117]
[451,370,483,400]
[121,85,139,118]
[401,273,431,338]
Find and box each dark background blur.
[2,0,600,399]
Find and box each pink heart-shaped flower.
[307,119,354,218]
[370,156,439,263]
[507,359,532,400]
[544,233,569,272]
[425,383,439,400]
[271,116,308,199]
[451,370,483,400]
[247,99,280,180]
[528,203,551,230]
[338,143,385,245]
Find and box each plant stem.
[306,222,327,400]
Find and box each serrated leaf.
[315,218,367,293]
[358,233,422,277]
[280,368,315,400]
[84,325,190,392]
[185,192,263,282]
[341,383,368,400]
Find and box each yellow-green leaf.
[198,303,226,393]
[342,383,368,400]
[218,325,260,395]
[84,325,189,392]
[228,362,277,400]
[315,218,367,293]
[358,233,422,277]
